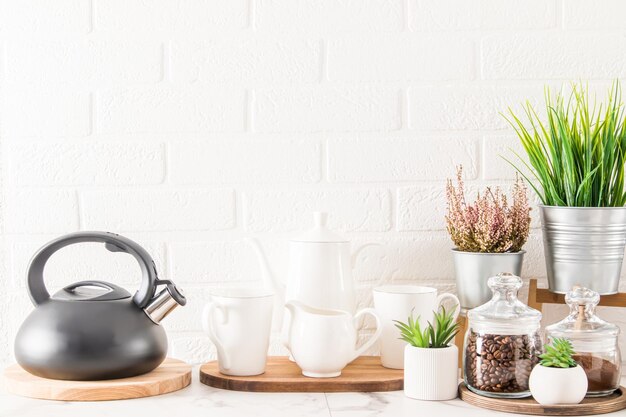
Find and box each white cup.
[202,288,274,376]
[373,285,460,369]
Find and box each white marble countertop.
[1,370,625,417]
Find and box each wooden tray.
[2,358,191,401]
[200,356,403,392]
[459,382,626,416]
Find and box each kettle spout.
[245,238,285,300]
[144,281,186,324]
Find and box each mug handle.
[436,293,461,321]
[350,308,383,362]
[202,302,231,371]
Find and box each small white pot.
[403,344,458,401]
[529,364,588,405]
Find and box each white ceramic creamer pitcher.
[247,212,377,325]
[284,301,382,378]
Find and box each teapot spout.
[143,281,186,324]
[246,238,285,300]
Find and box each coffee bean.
[464,331,542,395]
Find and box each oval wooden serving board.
[3,358,191,401]
[200,356,403,392]
[459,382,626,416]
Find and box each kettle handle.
[27,231,158,308]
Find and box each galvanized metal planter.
[539,205,626,295]
[451,249,525,312]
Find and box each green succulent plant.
[393,305,459,349]
[540,338,578,368]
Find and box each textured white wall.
[1,0,626,367]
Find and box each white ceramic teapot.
[284,301,382,378]
[247,212,377,325]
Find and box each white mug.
[202,288,274,376]
[373,285,460,369]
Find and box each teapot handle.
[27,231,158,308]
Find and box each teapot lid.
[292,212,348,243]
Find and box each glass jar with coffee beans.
[463,273,542,399]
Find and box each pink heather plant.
[446,166,531,253]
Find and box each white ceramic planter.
[529,364,588,405]
[403,344,458,401]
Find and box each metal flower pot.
[539,205,626,294]
[451,249,525,312]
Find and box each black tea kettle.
[14,231,186,380]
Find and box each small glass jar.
[463,273,543,398]
[545,286,621,397]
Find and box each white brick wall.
[6,142,165,185]
[2,0,626,367]
[408,85,544,130]
[2,88,91,138]
[253,87,401,132]
[5,40,163,87]
[96,87,246,133]
[169,140,320,184]
[81,189,236,231]
[0,0,91,37]
[328,136,478,182]
[411,0,557,31]
[481,34,626,80]
[170,39,321,84]
[328,35,475,81]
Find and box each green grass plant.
[504,81,626,207]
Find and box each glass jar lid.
[545,286,619,351]
[468,273,542,334]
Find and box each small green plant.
[539,338,578,368]
[393,305,460,349]
[504,81,626,207]
[394,311,430,348]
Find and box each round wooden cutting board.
[2,358,191,401]
[200,356,403,392]
[458,382,626,416]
